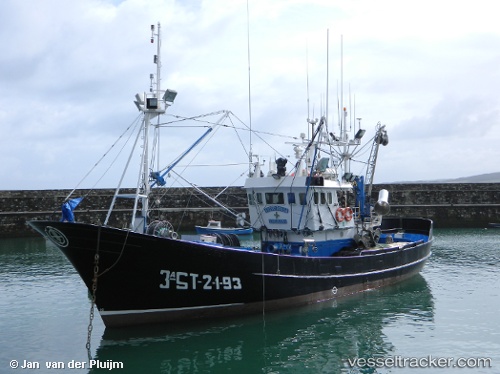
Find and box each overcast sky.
[1,0,499,191]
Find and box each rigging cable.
[64,113,143,202]
[296,120,323,230]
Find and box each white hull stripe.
[100,302,245,316]
[254,252,431,279]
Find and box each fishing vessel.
[28,24,433,328]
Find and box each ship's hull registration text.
[160,270,242,290]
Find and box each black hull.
[29,218,432,327]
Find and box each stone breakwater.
[0,187,248,238]
[1,183,499,238]
[373,183,500,229]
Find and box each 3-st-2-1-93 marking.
[160,270,242,291]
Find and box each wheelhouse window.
[248,193,255,205]
[265,192,284,204]
[314,192,327,205]
[287,192,296,204]
[299,193,307,205]
[248,192,263,205]
[256,193,263,204]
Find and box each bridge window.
[299,193,307,205]
[314,192,327,205]
[265,192,284,204]
[248,192,263,205]
[248,193,255,205]
[256,193,263,204]
[287,192,296,204]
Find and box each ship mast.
[337,35,365,182]
[105,23,177,232]
[134,22,179,232]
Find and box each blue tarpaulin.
[61,197,83,222]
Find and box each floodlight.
[163,89,178,103]
[135,93,144,105]
[134,100,143,111]
[354,129,366,140]
[343,172,355,182]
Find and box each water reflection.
[0,237,73,278]
[4,230,497,373]
[430,228,500,270]
[92,275,433,373]
[0,237,101,368]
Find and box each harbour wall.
[1,183,499,238]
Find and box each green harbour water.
[1,229,499,373]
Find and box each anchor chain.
[86,228,101,361]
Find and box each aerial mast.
[154,24,161,97]
[106,23,178,232]
[340,35,344,138]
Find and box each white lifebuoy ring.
[335,208,345,222]
[344,207,353,221]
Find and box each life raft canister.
[335,207,345,222]
[344,207,353,221]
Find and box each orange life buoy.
[335,207,345,222]
[344,207,353,221]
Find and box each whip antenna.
[246,0,253,176]
[306,42,310,124]
[325,29,329,133]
